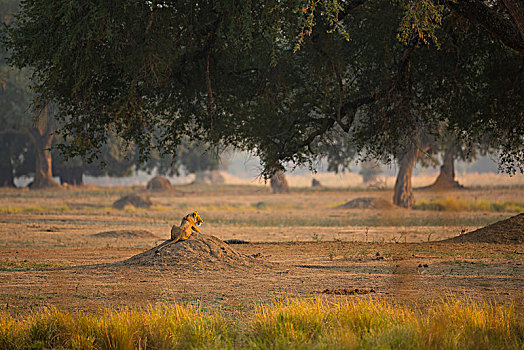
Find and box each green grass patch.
[207,213,504,227]
[0,206,46,214]
[176,201,307,211]
[0,205,69,213]
[1,294,54,301]
[414,197,524,212]
[52,204,70,212]
[0,259,68,272]
[0,298,521,349]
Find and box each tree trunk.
[0,163,15,187]
[192,170,225,185]
[270,170,289,194]
[360,161,381,184]
[30,129,60,189]
[393,146,420,208]
[502,0,524,43]
[0,137,15,187]
[440,147,455,180]
[59,167,84,186]
[428,147,463,190]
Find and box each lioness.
[155,211,203,254]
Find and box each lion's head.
[191,211,203,226]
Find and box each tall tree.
[0,64,60,189]
[28,105,59,188]
[52,135,137,185]
[2,0,522,191]
[1,0,60,188]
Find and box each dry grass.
[414,197,524,212]
[0,205,70,213]
[1,298,521,349]
[220,170,524,189]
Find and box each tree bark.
[29,128,60,189]
[440,148,455,180]
[428,147,464,190]
[393,146,420,208]
[0,163,15,188]
[270,170,289,194]
[0,138,15,187]
[360,161,381,184]
[192,170,225,185]
[438,0,524,53]
[502,0,524,43]
[59,167,84,186]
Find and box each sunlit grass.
[176,201,307,211]
[1,298,521,349]
[0,205,70,213]
[150,205,171,211]
[0,206,46,214]
[123,205,140,212]
[0,304,229,350]
[0,259,68,271]
[53,204,70,212]
[414,197,524,212]
[251,297,522,349]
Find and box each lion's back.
[170,225,182,241]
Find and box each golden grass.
[53,204,70,212]
[414,197,524,212]
[150,205,171,211]
[176,201,307,211]
[0,205,70,213]
[0,206,46,214]
[1,298,521,349]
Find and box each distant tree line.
[1,0,521,205]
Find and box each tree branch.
[275,117,336,161]
[501,0,524,43]
[438,0,524,53]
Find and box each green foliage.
[2,0,522,178]
[0,205,45,213]
[0,258,67,271]
[395,0,444,47]
[293,0,350,53]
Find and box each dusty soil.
[120,233,256,268]
[444,213,524,244]
[0,185,523,317]
[112,193,152,209]
[92,230,157,239]
[337,197,395,209]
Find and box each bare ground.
[0,185,522,316]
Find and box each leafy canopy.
[3,0,523,176]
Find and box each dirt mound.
[146,176,172,192]
[224,239,250,244]
[320,288,376,295]
[337,197,395,209]
[119,233,255,269]
[419,175,464,191]
[92,230,157,239]
[113,193,152,209]
[443,213,524,244]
